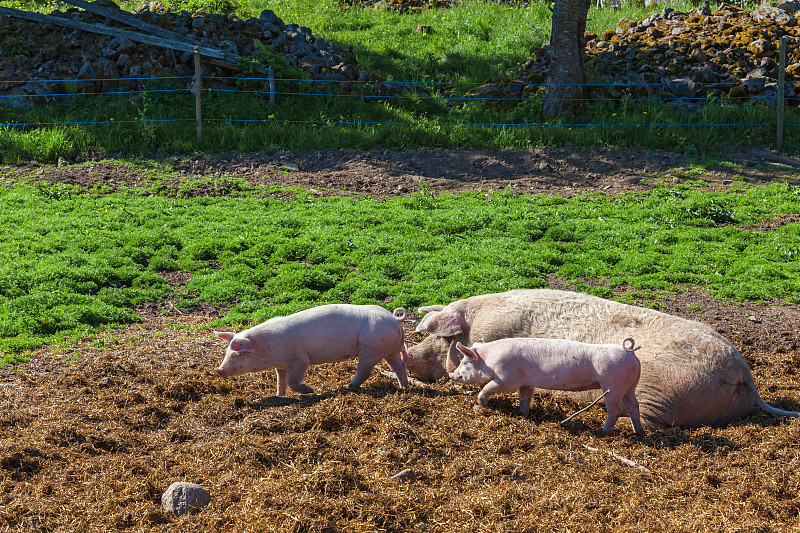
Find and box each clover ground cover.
[2,173,800,361]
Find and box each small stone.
[77,61,97,80]
[161,482,211,516]
[391,468,415,482]
[281,162,299,171]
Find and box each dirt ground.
[2,146,800,532]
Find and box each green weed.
[3,179,800,362]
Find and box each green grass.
[2,0,797,160]
[3,0,799,364]
[3,174,800,361]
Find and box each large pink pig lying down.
[404,289,800,429]
[450,337,644,434]
[215,304,409,395]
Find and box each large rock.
[161,482,211,516]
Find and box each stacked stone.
[0,1,366,107]
[468,2,800,111]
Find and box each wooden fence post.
[194,46,202,142]
[268,65,276,111]
[777,36,788,152]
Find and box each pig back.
[255,304,404,364]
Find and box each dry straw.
[1,315,799,532]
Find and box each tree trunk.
[543,0,591,117]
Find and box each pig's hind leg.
[622,388,644,435]
[384,349,409,389]
[349,347,386,389]
[601,389,626,434]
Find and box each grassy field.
[1,0,795,160]
[3,166,800,362]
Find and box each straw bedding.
[1,315,798,532]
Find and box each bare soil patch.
[5,145,800,199]
[2,146,800,532]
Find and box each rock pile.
[468,2,800,111]
[0,1,375,107]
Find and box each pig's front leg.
[476,379,507,409]
[285,361,314,394]
[275,368,288,396]
[518,386,534,416]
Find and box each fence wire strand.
[0,73,792,130]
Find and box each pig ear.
[415,310,463,337]
[456,342,478,360]
[418,304,446,315]
[229,337,253,352]
[214,331,235,342]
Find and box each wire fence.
[1,59,797,147]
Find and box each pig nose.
[216,367,225,377]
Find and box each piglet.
[214,304,409,395]
[449,337,644,435]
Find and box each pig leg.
[384,351,409,389]
[477,379,509,408]
[349,349,385,389]
[622,389,644,435]
[602,390,625,434]
[518,386,534,416]
[275,368,288,397]
[285,362,314,394]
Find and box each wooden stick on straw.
[560,389,609,426]
[581,445,651,473]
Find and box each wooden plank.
[59,0,201,47]
[0,6,239,69]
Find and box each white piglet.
[214,304,409,395]
[450,337,644,435]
